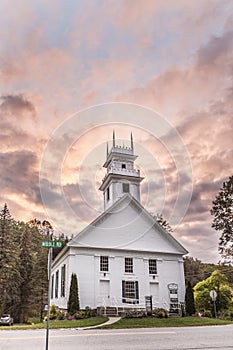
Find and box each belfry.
[99,132,143,210]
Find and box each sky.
[0,0,232,263]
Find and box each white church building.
[51,132,188,315]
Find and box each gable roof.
[68,194,188,255]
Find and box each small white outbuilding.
[51,132,188,315]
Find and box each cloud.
[0,150,41,204]
[0,0,231,262]
[196,30,233,67]
[0,94,37,120]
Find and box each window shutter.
[135,281,139,301]
[122,280,125,298]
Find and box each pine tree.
[18,225,33,323]
[67,273,80,315]
[185,281,196,316]
[27,221,48,321]
[0,204,21,315]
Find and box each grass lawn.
[1,316,232,330]
[0,316,108,330]
[100,317,233,329]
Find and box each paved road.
[0,325,233,350]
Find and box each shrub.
[218,309,233,320]
[124,310,146,318]
[50,305,58,320]
[74,311,85,319]
[152,308,169,318]
[28,317,41,324]
[202,310,212,318]
[84,307,97,317]
[57,311,65,320]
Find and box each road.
[0,325,233,350]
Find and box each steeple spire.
[113,130,116,148]
[131,132,134,150]
[106,141,109,157]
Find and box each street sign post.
[42,240,62,350]
[42,240,62,248]
[210,290,217,318]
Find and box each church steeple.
[131,132,134,150]
[113,130,116,148]
[99,132,143,211]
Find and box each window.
[122,163,126,169]
[61,264,66,297]
[125,257,133,273]
[51,274,54,299]
[149,259,157,275]
[122,281,139,304]
[100,256,109,272]
[106,187,110,201]
[55,270,59,298]
[168,283,178,302]
[122,183,129,193]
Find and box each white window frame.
[125,257,133,273]
[100,256,109,272]
[122,281,139,304]
[149,259,157,275]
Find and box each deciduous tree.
[211,176,233,263]
[194,270,233,315]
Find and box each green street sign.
[41,240,62,249]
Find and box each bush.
[57,311,65,320]
[50,305,58,320]
[84,307,97,318]
[202,310,212,318]
[152,308,169,318]
[28,317,41,324]
[74,311,85,319]
[218,309,233,320]
[124,310,146,318]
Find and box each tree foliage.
[211,176,233,263]
[184,257,205,287]
[155,213,173,233]
[18,225,33,323]
[185,281,196,316]
[0,204,68,322]
[68,273,80,315]
[194,270,233,315]
[0,204,21,316]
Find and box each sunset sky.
[0,0,232,263]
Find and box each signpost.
[42,240,62,248]
[42,241,62,350]
[210,290,217,318]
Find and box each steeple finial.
[131,132,134,150]
[106,141,109,157]
[113,130,116,148]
